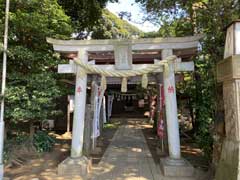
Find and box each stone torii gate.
[47,36,202,178]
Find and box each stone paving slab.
[90,119,159,180]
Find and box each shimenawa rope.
[74,55,177,92]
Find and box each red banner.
[157,84,165,138]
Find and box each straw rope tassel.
[101,75,107,91]
[121,77,128,92]
[142,74,148,89]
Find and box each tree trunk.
[29,122,35,139]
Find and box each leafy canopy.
[0,0,73,124]
[91,9,143,39]
[58,0,118,38]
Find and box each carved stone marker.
[216,55,240,179]
[216,21,240,180]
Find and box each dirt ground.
[141,121,209,169]
[4,142,71,180]
[4,121,118,180]
[5,118,212,180]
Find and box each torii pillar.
[58,50,92,177]
[160,49,194,177]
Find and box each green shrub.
[33,131,55,153]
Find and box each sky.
[106,0,160,32]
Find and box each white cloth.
[92,85,105,138]
[68,95,75,112]
[103,96,107,123]
[107,95,114,120]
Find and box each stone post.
[83,104,92,156]
[58,50,91,177]
[216,55,240,180]
[160,49,194,177]
[99,104,104,135]
[161,49,182,159]
[71,50,88,158]
[163,58,181,159]
[90,77,97,151]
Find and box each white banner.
[92,85,105,138]
[107,95,114,120]
[103,96,107,123]
[68,95,75,112]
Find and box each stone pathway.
[90,119,162,180]
[90,118,205,180]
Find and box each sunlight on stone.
[125,177,148,180]
[48,162,54,166]
[144,111,150,117]
[60,148,68,152]
[147,137,154,140]
[131,147,142,152]
[94,162,115,174]
[33,163,41,167]
[123,172,137,176]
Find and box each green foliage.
[143,17,194,38]
[4,130,55,163]
[91,9,143,39]
[9,0,72,46]
[0,43,3,52]
[176,56,216,159]
[5,72,62,123]
[58,0,118,38]
[14,132,29,145]
[193,55,215,160]
[0,0,73,126]
[103,122,120,129]
[33,131,55,153]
